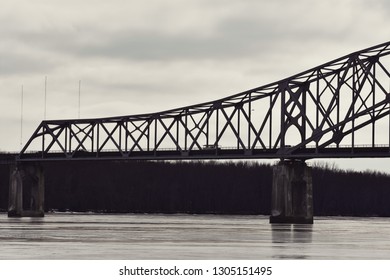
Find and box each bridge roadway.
[14,145,390,161]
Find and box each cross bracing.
[19,41,390,161]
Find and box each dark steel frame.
[19,41,390,161]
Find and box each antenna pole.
[20,85,24,150]
[78,80,81,119]
[44,76,47,119]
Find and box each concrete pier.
[8,164,45,217]
[270,160,313,224]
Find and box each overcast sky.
[1,0,390,171]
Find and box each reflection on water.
[0,213,390,259]
[271,224,313,259]
[271,224,313,244]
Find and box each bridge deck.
[16,146,390,161]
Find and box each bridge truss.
[19,41,390,161]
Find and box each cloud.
[0,1,350,64]
[0,45,58,76]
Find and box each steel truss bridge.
[19,41,390,161]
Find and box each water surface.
[0,213,389,259]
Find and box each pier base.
[270,160,313,224]
[8,164,45,217]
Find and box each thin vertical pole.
[20,85,24,150]
[78,80,81,119]
[44,76,47,120]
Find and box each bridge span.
[16,145,390,161]
[7,41,390,224]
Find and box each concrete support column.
[8,166,23,217]
[8,164,45,217]
[270,160,313,224]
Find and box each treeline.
[42,161,273,214]
[312,163,390,216]
[1,160,390,216]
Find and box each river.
[0,213,389,259]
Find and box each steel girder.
[19,41,390,161]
